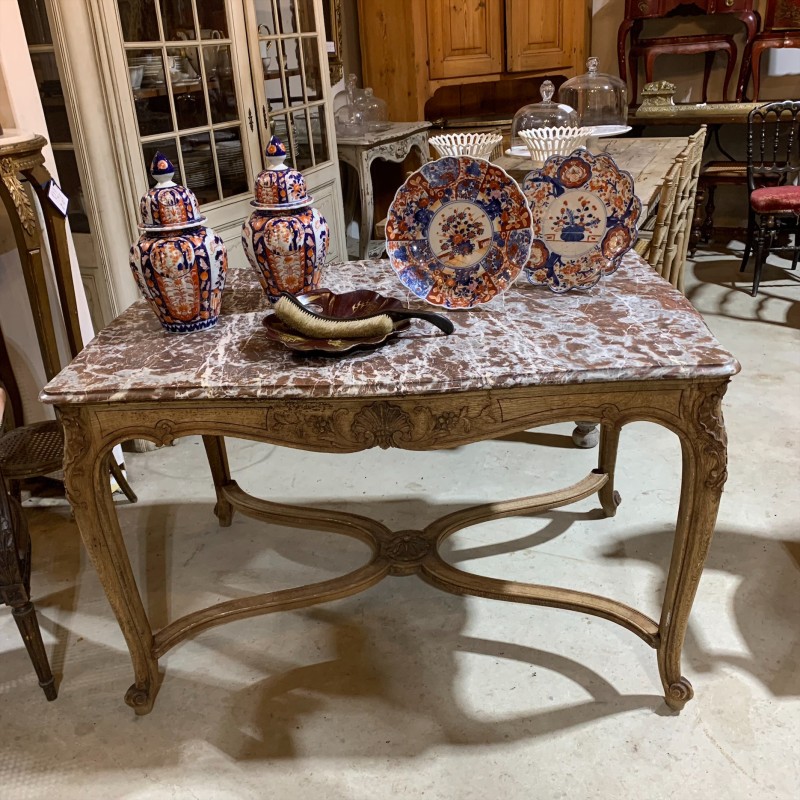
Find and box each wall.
[0,0,94,423]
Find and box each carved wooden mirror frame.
[324,0,343,85]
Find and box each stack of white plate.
[129,53,164,86]
[216,140,245,183]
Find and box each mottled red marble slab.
[41,254,739,406]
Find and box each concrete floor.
[2,244,799,800]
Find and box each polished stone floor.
[2,245,798,799]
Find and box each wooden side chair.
[737,0,800,101]
[629,34,737,105]
[739,100,800,296]
[660,127,707,292]
[0,388,57,701]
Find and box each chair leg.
[630,53,639,106]
[721,45,735,102]
[702,51,714,104]
[12,601,57,700]
[108,455,138,503]
[792,227,799,271]
[740,207,756,272]
[751,42,764,102]
[752,214,771,296]
[701,184,717,244]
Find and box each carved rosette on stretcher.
[242,136,329,301]
[129,152,227,332]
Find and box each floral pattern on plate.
[522,149,640,293]
[385,156,533,308]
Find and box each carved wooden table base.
[58,377,729,716]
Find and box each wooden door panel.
[506,0,583,73]
[427,0,503,79]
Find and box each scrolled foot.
[665,677,694,711]
[125,682,155,715]
[214,501,234,528]
[572,422,599,449]
[600,489,622,518]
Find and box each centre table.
[41,255,739,715]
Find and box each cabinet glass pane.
[30,53,72,144]
[215,128,248,198]
[301,38,323,102]
[272,113,291,151]
[127,50,172,136]
[197,0,229,38]
[117,0,160,42]
[261,39,284,109]
[291,109,312,169]
[53,150,90,234]
[168,47,208,129]
[142,138,182,186]
[205,47,237,123]
[254,0,277,32]
[19,0,52,45]
[276,0,299,34]
[309,105,328,164]
[162,0,197,41]
[282,39,305,107]
[181,133,218,204]
[296,0,316,33]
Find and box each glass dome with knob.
[558,57,630,137]
[509,80,579,156]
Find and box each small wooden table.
[494,136,689,220]
[42,256,738,716]
[337,122,431,260]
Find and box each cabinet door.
[245,0,346,262]
[506,0,584,74]
[427,0,503,80]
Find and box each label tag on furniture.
[46,180,69,217]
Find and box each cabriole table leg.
[658,382,729,710]
[59,407,160,714]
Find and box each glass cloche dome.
[558,57,628,135]
[510,80,579,154]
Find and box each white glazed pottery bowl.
[428,132,503,160]
[519,126,593,164]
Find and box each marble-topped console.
[42,254,737,406]
[42,255,738,717]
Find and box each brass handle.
[725,0,735,6]
[248,109,254,132]
[638,1,649,11]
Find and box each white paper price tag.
[326,41,336,54]
[47,180,69,217]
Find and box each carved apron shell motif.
[243,204,329,300]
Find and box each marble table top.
[41,254,739,406]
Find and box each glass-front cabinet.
[106,0,345,271]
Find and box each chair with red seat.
[740,100,800,296]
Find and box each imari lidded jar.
[129,152,227,333]
[242,136,329,301]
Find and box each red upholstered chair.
[740,100,800,296]
[737,0,800,101]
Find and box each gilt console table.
[336,121,431,260]
[41,256,739,716]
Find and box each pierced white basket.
[429,132,504,160]
[518,126,593,164]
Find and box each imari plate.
[522,149,641,293]
[385,156,533,308]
